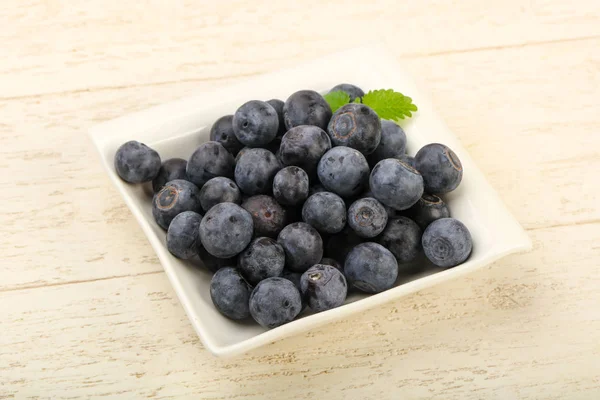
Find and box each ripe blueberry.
[266,99,287,136]
[198,176,242,212]
[422,218,472,268]
[378,217,422,264]
[238,237,285,286]
[302,192,347,234]
[327,103,381,155]
[210,267,251,320]
[114,140,161,183]
[277,222,323,273]
[186,141,234,188]
[273,166,309,206]
[367,120,407,167]
[329,83,365,102]
[234,148,281,195]
[199,202,253,258]
[345,242,398,294]
[279,125,331,177]
[232,100,279,147]
[317,146,370,198]
[152,179,202,230]
[241,195,287,238]
[283,90,332,131]
[210,115,244,156]
[406,194,450,230]
[414,143,463,194]
[249,277,302,328]
[370,158,424,210]
[347,197,388,238]
[166,211,202,259]
[300,264,347,312]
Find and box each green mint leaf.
[362,89,418,120]
[323,91,350,113]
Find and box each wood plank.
[1,0,599,98]
[1,37,598,290]
[2,223,599,399]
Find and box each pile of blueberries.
[114,84,472,329]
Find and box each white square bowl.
[89,46,532,357]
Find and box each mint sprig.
[325,89,418,120]
[323,91,350,113]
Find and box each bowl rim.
[89,45,532,357]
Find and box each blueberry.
[370,158,424,210]
[277,222,323,273]
[329,83,365,102]
[414,143,463,194]
[406,194,451,230]
[235,146,249,164]
[320,257,343,273]
[152,179,202,230]
[152,158,188,192]
[302,192,347,234]
[249,277,302,328]
[367,120,407,167]
[273,166,309,206]
[198,177,242,212]
[234,148,281,195]
[166,211,202,259]
[347,197,388,238]
[232,100,279,147]
[300,264,347,312]
[325,228,364,263]
[198,244,237,273]
[186,141,235,188]
[199,202,253,258]
[327,103,381,155]
[345,242,398,294]
[241,195,287,237]
[210,267,251,320]
[266,99,287,136]
[210,115,244,156]
[283,90,332,131]
[399,154,416,168]
[317,146,369,198]
[238,237,285,286]
[279,125,331,177]
[114,140,161,183]
[422,218,472,268]
[378,217,422,264]
[280,269,302,291]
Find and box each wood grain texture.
[1,1,599,398]
[1,0,600,98]
[2,224,599,399]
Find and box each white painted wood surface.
[1,1,599,398]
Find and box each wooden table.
[2,1,599,398]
